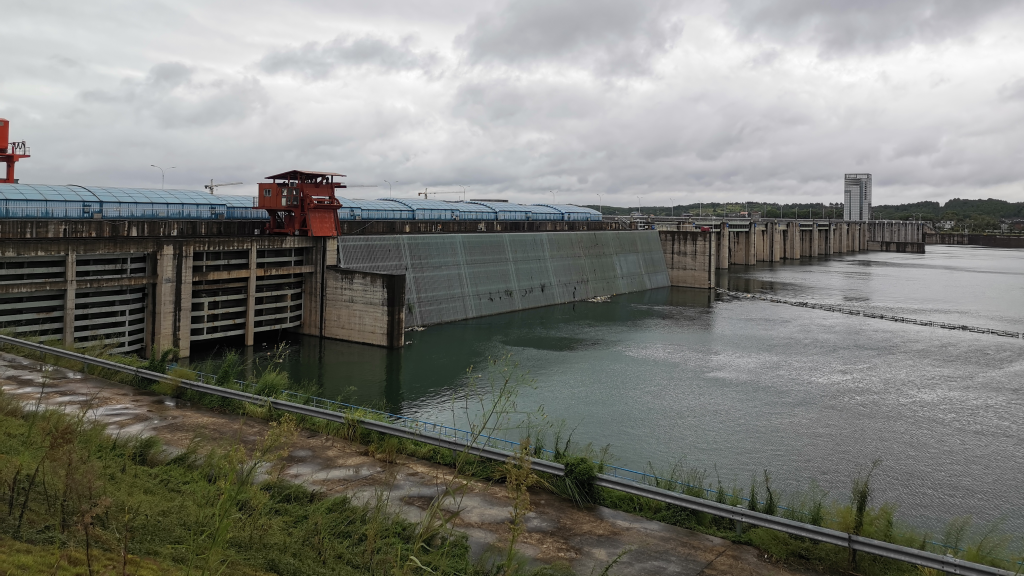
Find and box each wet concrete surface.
[0,352,819,576]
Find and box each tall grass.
[0,391,485,575]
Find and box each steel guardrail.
[0,334,1013,576]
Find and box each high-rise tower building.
[844,174,871,220]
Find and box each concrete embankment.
[0,352,811,576]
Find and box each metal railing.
[717,289,1023,340]
[182,368,816,519]
[0,334,1015,576]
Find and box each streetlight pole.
[460,185,469,202]
[384,179,393,197]
[550,190,556,203]
[596,193,602,215]
[637,196,642,215]
[150,164,175,190]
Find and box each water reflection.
[280,286,713,412]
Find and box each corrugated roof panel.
[534,203,602,221]
[524,204,561,214]
[534,203,601,215]
[0,184,236,204]
[467,201,530,221]
[451,202,494,213]
[337,197,414,219]
[384,198,456,219]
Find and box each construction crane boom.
[418,190,465,200]
[204,180,243,194]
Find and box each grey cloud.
[452,79,603,126]
[257,34,443,80]
[79,62,268,128]
[998,78,1024,101]
[727,0,1019,57]
[457,0,684,76]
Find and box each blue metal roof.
[522,204,562,214]
[0,184,603,223]
[381,198,456,210]
[449,202,494,214]
[0,183,238,204]
[341,198,414,211]
[535,203,601,215]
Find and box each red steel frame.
[256,170,344,236]
[0,118,30,184]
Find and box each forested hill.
[872,198,1024,221]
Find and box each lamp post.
[596,193,602,215]
[550,190,557,203]
[384,179,393,197]
[460,185,469,202]
[150,164,175,190]
[637,196,642,215]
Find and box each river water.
[253,245,1023,533]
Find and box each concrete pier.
[660,230,717,289]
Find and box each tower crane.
[418,190,466,201]
[204,180,243,194]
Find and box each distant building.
[844,174,872,220]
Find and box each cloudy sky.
[4,0,1024,207]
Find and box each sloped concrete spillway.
[337,231,670,328]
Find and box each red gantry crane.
[257,170,344,236]
[0,118,30,183]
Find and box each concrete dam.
[0,182,927,357]
[325,231,670,344]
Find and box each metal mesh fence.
[337,231,670,326]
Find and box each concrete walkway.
[0,353,819,576]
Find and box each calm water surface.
[269,245,1024,532]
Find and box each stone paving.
[0,352,819,576]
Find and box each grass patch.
[0,534,183,576]
[0,395,480,575]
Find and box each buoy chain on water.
[715,288,1021,340]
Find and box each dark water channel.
[206,245,1024,533]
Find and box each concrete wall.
[658,230,716,288]
[0,235,318,357]
[321,268,405,348]
[924,233,969,245]
[0,219,265,239]
[925,233,1024,248]
[336,231,670,327]
[866,241,926,253]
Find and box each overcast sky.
[4,0,1024,207]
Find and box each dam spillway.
[336,231,670,328]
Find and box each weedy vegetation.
[1,334,1021,576]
